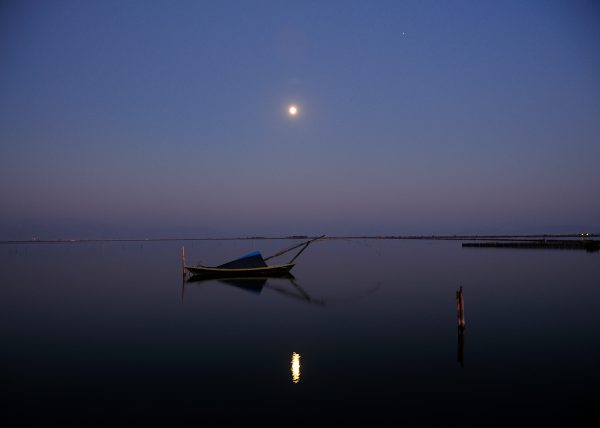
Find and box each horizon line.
[0,232,597,245]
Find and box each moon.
[288,105,298,116]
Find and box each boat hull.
[185,263,295,278]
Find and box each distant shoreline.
[0,233,596,244]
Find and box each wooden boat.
[185,257,295,278]
[183,235,325,279]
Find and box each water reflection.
[456,286,465,367]
[457,327,465,368]
[183,274,326,306]
[291,352,301,383]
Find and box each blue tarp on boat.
[217,251,267,269]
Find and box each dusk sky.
[1,0,599,239]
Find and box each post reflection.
[457,327,465,368]
[291,352,301,383]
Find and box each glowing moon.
[288,105,298,116]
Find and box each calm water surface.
[1,239,599,425]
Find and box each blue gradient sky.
[1,0,599,238]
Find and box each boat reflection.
[291,352,301,383]
[183,274,326,306]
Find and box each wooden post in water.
[456,286,465,329]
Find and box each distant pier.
[462,239,599,252]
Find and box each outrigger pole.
[264,235,326,263]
